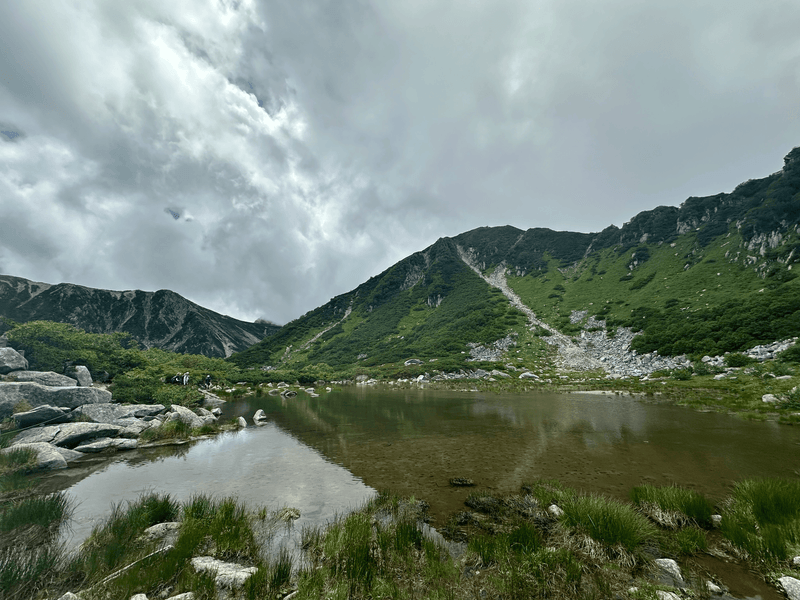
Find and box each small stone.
[706,581,723,594]
[762,393,779,403]
[792,555,800,567]
[164,594,195,600]
[711,514,722,527]
[131,594,149,600]
[190,556,257,589]
[656,592,681,600]
[237,416,247,428]
[547,504,564,518]
[56,593,80,600]
[253,409,267,421]
[655,558,685,588]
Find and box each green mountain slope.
[230,146,800,373]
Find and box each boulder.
[237,416,247,428]
[655,592,681,600]
[519,372,539,379]
[142,521,181,542]
[67,365,93,387]
[211,407,222,417]
[2,442,67,471]
[762,393,780,403]
[75,437,138,453]
[190,556,257,589]
[167,405,205,429]
[779,577,800,600]
[13,404,71,428]
[0,382,112,419]
[404,359,424,366]
[165,593,194,600]
[74,403,166,423]
[54,446,84,463]
[547,504,564,518]
[130,594,148,600]
[13,422,124,448]
[253,409,267,421]
[9,371,78,387]
[0,347,27,374]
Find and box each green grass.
[561,494,657,552]
[630,484,714,528]
[720,478,800,562]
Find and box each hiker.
[182,372,189,386]
[204,374,211,389]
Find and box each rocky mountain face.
[0,275,279,358]
[231,146,800,374]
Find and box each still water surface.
[51,388,800,550]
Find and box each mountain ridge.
[230,145,800,374]
[0,274,279,358]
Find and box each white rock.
[655,558,685,587]
[253,409,267,421]
[165,594,194,600]
[779,576,800,600]
[762,393,780,403]
[131,594,148,600]
[211,407,222,416]
[792,555,800,567]
[190,556,257,589]
[0,347,28,374]
[519,372,539,379]
[547,504,564,518]
[711,514,722,527]
[656,592,681,600]
[237,416,247,428]
[56,593,80,600]
[142,521,181,542]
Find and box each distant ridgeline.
[0,275,279,358]
[230,146,800,371]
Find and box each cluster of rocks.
[701,337,798,367]
[465,334,518,362]
[0,346,224,472]
[560,315,692,378]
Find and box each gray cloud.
[1,0,799,324]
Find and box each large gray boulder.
[74,437,138,453]
[166,404,212,429]
[0,382,112,419]
[1,442,67,471]
[0,347,27,374]
[13,404,72,428]
[73,403,166,423]
[67,365,93,387]
[12,422,124,448]
[8,371,78,387]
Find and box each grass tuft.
[630,484,714,528]
[561,494,657,552]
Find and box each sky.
[1,1,799,325]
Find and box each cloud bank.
[1,0,799,323]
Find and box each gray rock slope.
[0,274,280,358]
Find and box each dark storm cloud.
[1,0,799,324]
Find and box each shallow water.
[221,387,800,525]
[49,387,800,560]
[47,422,374,553]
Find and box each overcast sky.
[1,1,799,325]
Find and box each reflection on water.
[51,387,800,550]
[51,423,375,552]
[220,387,800,524]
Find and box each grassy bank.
[4,468,800,599]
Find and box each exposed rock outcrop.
[0,382,112,418]
[1,441,67,471]
[13,404,72,428]
[0,347,27,374]
[8,371,78,387]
